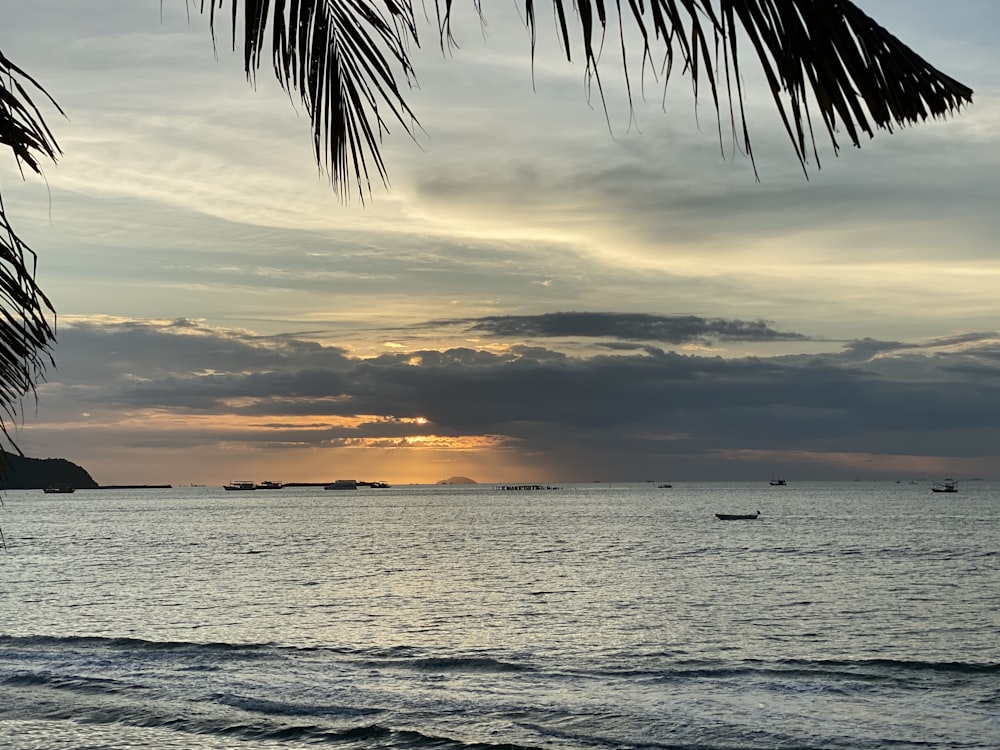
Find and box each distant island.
[437,476,477,485]
[0,452,98,490]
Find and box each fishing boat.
[256,481,283,490]
[769,479,787,486]
[715,511,760,520]
[324,479,358,490]
[43,484,75,494]
[223,480,257,491]
[931,479,958,493]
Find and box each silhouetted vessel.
[931,479,958,493]
[325,479,358,490]
[43,484,75,494]
[769,479,787,486]
[715,511,760,521]
[224,481,257,491]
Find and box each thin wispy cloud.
[443,312,810,344]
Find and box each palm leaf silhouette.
[0,50,61,452]
[204,0,971,188]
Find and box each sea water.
[1,481,997,749]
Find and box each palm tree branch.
[436,0,971,177]
[204,1,973,192]
[205,0,419,201]
[0,50,63,175]
[0,54,59,453]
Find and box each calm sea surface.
[1,481,997,749]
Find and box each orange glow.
[329,435,504,450]
[23,406,520,485]
[26,409,503,453]
[84,411,436,432]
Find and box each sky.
[1,1,999,486]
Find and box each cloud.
[23,317,1000,483]
[440,312,810,344]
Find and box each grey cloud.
[438,312,810,345]
[51,319,354,384]
[411,92,1000,275]
[839,338,908,358]
[925,332,1000,349]
[842,332,1000,359]
[41,321,1000,470]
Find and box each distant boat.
[715,511,760,521]
[224,481,257,491]
[931,479,958,493]
[657,483,673,489]
[769,479,787,486]
[256,481,283,490]
[368,481,391,488]
[325,479,358,490]
[43,484,75,494]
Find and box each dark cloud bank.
[42,315,1000,481]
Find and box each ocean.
[1,481,997,749]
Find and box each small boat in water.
[931,479,958,493]
[256,481,283,490]
[325,479,358,490]
[224,480,257,491]
[769,479,787,486]
[43,484,75,494]
[715,511,760,520]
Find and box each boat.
[325,479,358,490]
[931,479,958,493]
[368,481,391,489]
[224,480,257,491]
[715,511,760,520]
[657,483,673,488]
[769,479,787,486]
[43,484,75,494]
[256,481,283,490]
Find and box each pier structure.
[495,483,561,491]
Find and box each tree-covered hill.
[0,452,98,490]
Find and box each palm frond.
[715,0,974,171]
[208,1,971,192]
[0,50,63,175]
[203,0,420,201]
[441,1,973,175]
[0,52,60,454]
[0,204,57,453]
